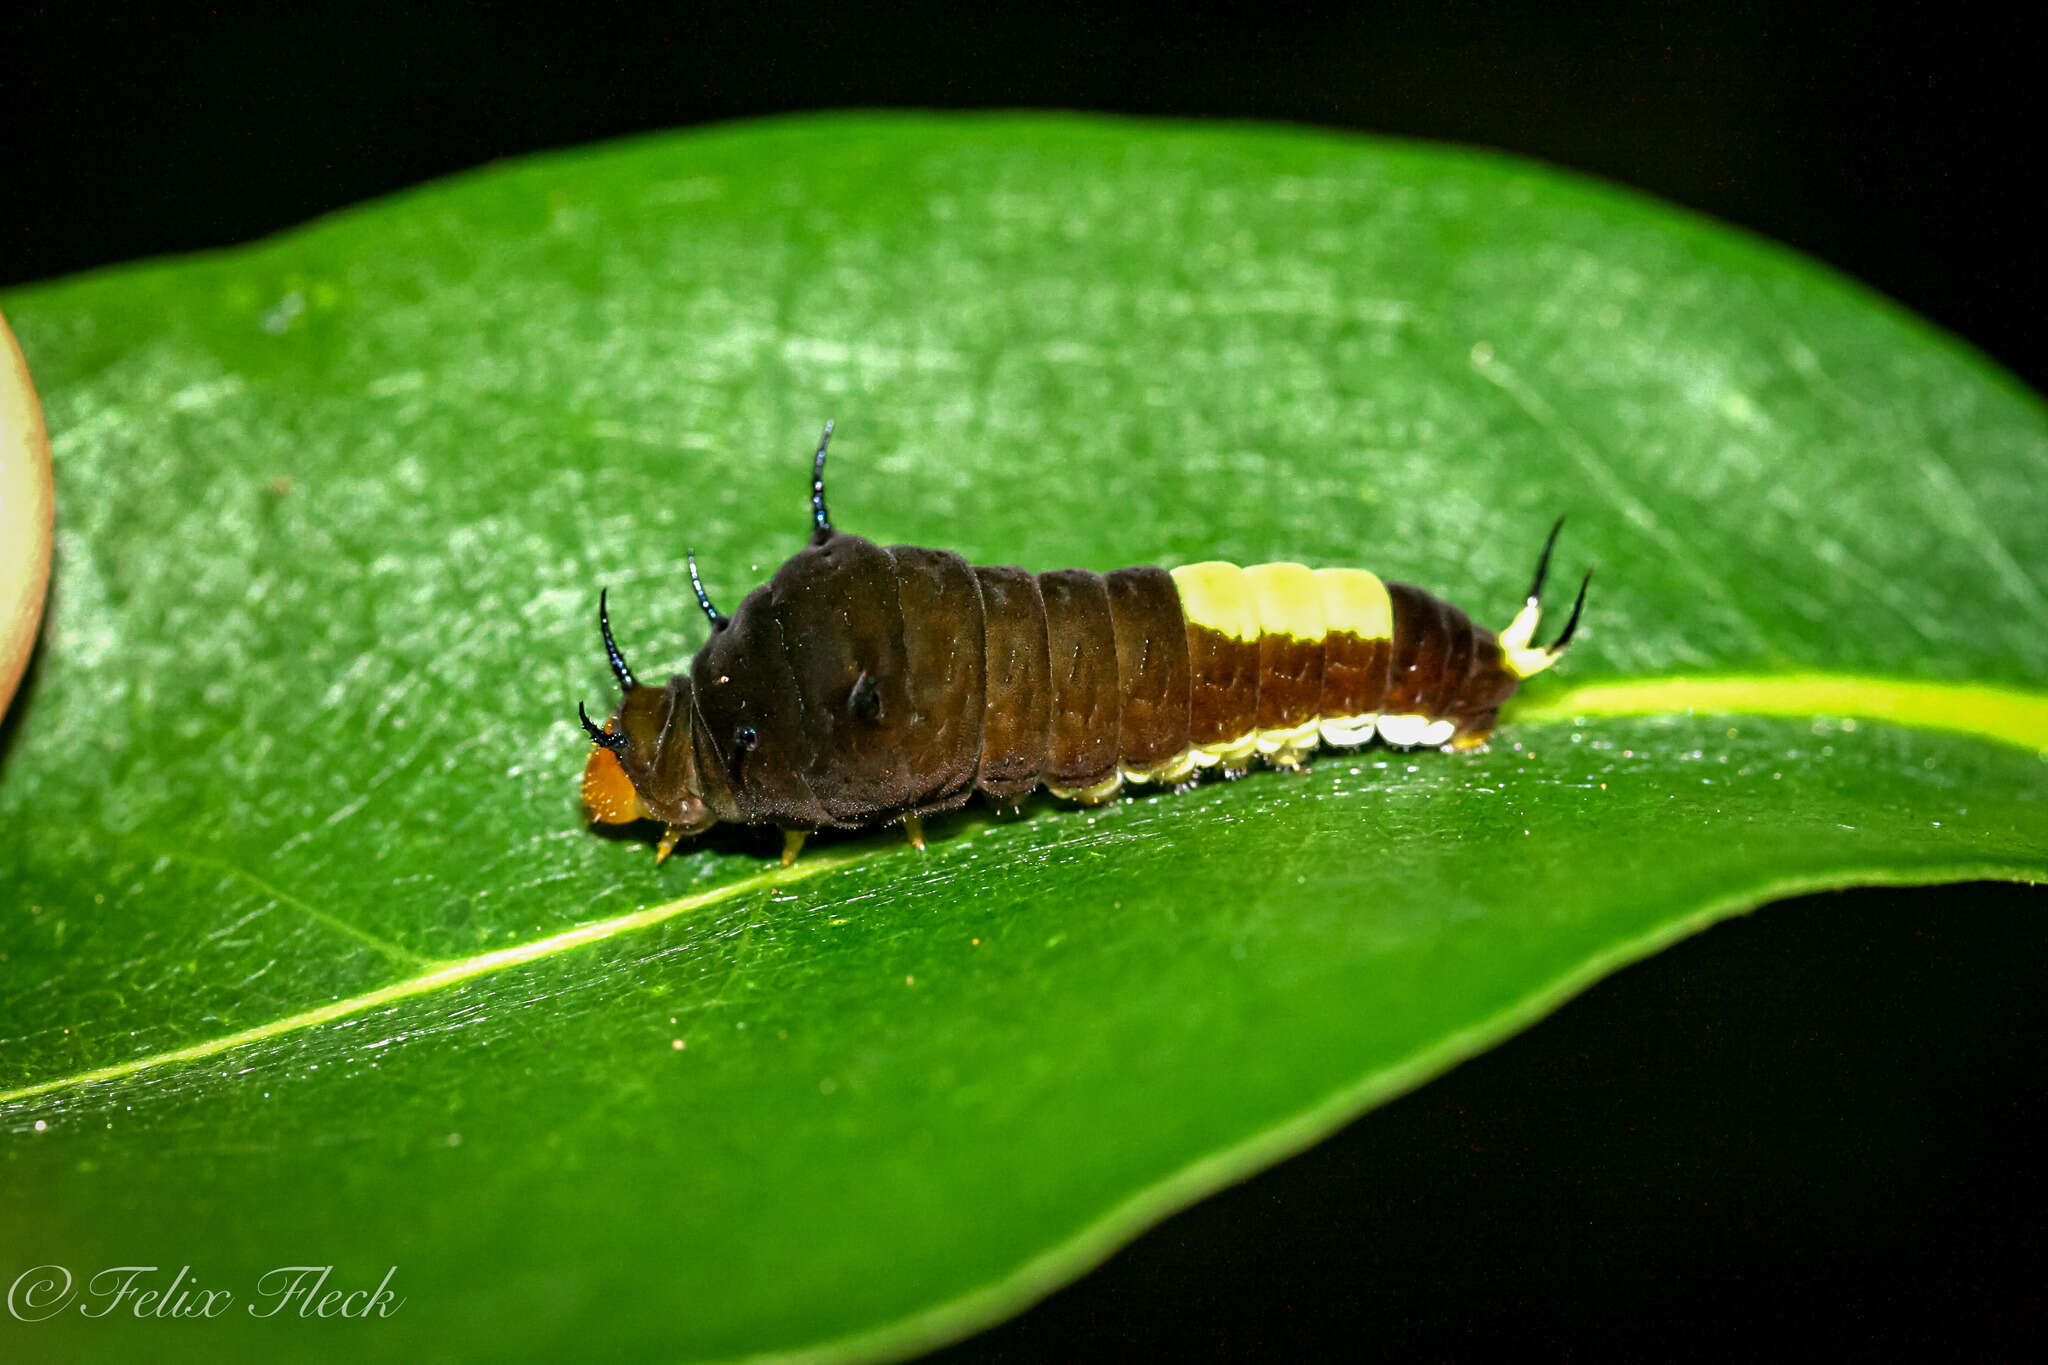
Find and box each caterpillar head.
[578,592,719,846]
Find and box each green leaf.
[2,114,2044,1362]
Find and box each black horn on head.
[599,587,636,690]
[579,701,629,753]
[810,419,837,544]
[687,550,725,630]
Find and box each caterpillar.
[579,424,1588,865]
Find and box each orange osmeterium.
[581,741,647,825]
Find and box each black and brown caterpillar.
[579,424,1588,864]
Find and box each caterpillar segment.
[578,426,1588,863]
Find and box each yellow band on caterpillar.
[1244,562,1324,643]
[1170,561,1260,642]
[1314,567,1392,641]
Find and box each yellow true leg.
[655,826,686,864]
[903,815,926,852]
[1269,746,1314,773]
[780,828,808,867]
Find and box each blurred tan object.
[1,308,55,717]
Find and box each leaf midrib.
[5,670,2043,1107]
[1523,673,2048,752]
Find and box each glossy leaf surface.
[2,115,2044,1362]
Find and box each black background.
[4,4,2044,1359]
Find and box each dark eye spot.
[848,671,883,722]
[733,725,759,752]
